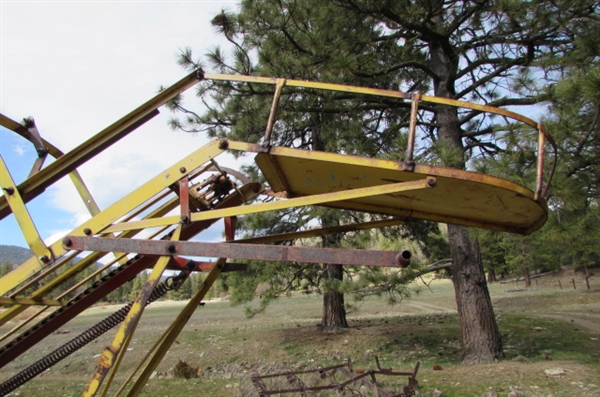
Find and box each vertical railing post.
[535,124,547,201]
[262,78,287,148]
[403,93,421,171]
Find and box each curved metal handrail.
[204,73,557,201]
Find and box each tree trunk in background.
[320,263,348,331]
[318,222,349,331]
[524,267,532,288]
[449,225,503,364]
[487,268,497,283]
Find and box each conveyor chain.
[0,268,188,396]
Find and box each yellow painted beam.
[205,74,540,129]
[0,297,65,306]
[99,177,434,233]
[123,258,226,397]
[0,156,50,261]
[82,227,181,397]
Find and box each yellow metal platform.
[255,145,547,235]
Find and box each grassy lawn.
[1,271,598,396]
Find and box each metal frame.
[247,357,420,396]
[0,71,556,397]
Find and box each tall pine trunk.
[430,38,503,364]
[449,225,503,364]
[320,263,348,331]
[318,214,349,331]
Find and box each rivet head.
[219,139,229,150]
[83,228,92,235]
[179,167,187,173]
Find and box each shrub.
[173,360,199,379]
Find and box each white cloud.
[1,1,244,246]
[12,144,27,156]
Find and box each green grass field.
[1,270,598,397]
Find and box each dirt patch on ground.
[493,287,600,333]
[420,360,600,397]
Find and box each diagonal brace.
[100,176,436,233]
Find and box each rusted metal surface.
[404,93,421,171]
[167,256,247,272]
[178,175,190,221]
[244,358,420,397]
[63,236,409,268]
[396,250,412,268]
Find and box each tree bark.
[320,263,349,331]
[523,267,532,288]
[318,225,349,331]
[449,225,503,364]
[487,268,497,283]
[430,37,503,364]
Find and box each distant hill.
[0,245,33,266]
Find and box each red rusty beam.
[167,256,247,272]
[63,236,410,268]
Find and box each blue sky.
[1,1,240,249]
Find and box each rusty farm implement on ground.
[0,70,554,396]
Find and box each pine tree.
[129,271,149,301]
[174,0,598,363]
[475,9,600,283]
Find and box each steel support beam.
[100,176,435,233]
[0,156,51,261]
[63,236,409,268]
